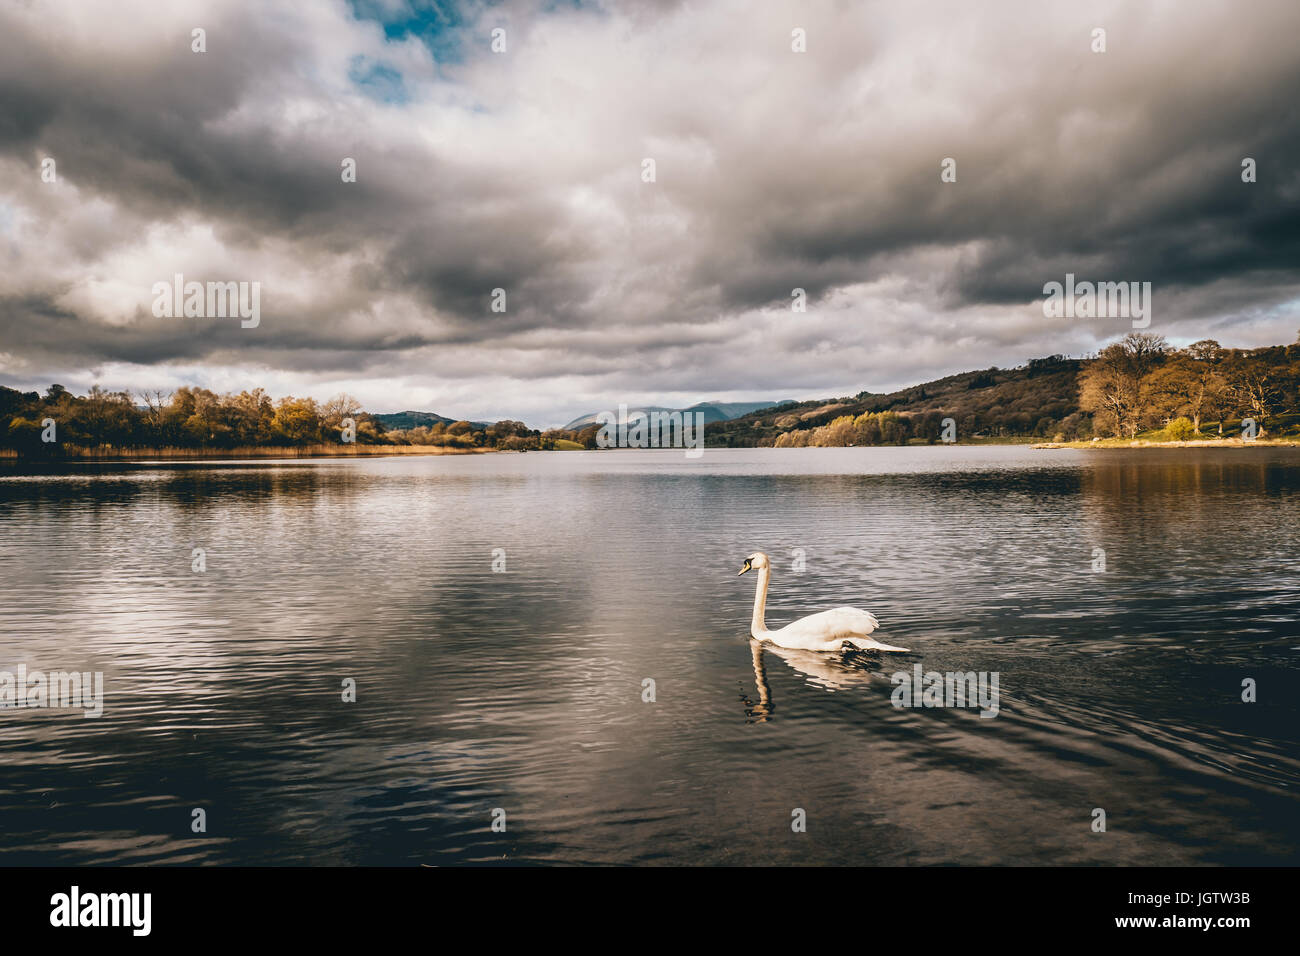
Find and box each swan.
[738,551,909,652]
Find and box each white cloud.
[1,0,1298,425]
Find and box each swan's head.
[737,551,770,575]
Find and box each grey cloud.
[1,0,1298,423]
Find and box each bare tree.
[1225,351,1287,437]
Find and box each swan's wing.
[777,606,880,640]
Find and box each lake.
[1,446,1298,865]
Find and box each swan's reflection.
[744,639,775,722]
[743,638,887,721]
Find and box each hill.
[707,356,1086,446]
[562,399,786,431]
[371,410,491,431]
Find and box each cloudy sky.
[1,0,1298,428]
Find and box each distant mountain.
[372,410,492,431]
[561,400,787,432]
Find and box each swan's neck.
[751,567,771,635]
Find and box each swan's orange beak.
[737,559,752,576]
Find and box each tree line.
[5,334,1298,454]
[1079,334,1299,439]
[772,410,948,447]
[720,335,1300,447]
[0,384,551,453]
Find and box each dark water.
[1,446,1298,865]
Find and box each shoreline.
[5,440,1299,461]
[0,444,491,461]
[1031,438,1300,449]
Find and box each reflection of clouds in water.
[6,448,1300,865]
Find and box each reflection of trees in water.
[1080,452,1284,532]
[1077,452,1295,583]
[0,462,346,510]
[158,466,341,513]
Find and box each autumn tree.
[1183,340,1228,434]
[485,420,532,444]
[79,385,136,446]
[820,415,857,446]
[1223,349,1291,437]
[1079,333,1168,437]
[228,389,277,445]
[319,393,363,441]
[273,397,323,445]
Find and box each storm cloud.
[1,0,1298,426]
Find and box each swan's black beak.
[737,559,752,576]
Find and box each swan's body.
[738,551,908,652]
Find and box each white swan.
[738,551,909,652]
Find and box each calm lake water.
[1,446,1298,865]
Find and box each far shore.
[1032,437,1300,449]
[0,443,492,461]
[5,438,1300,461]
